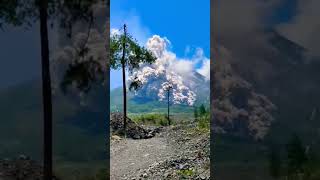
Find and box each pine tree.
[110,24,156,136]
[286,134,307,178]
[268,144,282,179]
[194,106,199,121]
[199,104,206,117]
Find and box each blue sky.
[268,0,298,25]
[110,0,210,89]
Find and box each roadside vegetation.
[194,104,210,132]
[130,113,169,126]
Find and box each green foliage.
[194,104,210,130]
[130,113,169,126]
[0,0,104,94]
[110,30,156,72]
[110,25,156,91]
[61,59,105,93]
[0,0,98,32]
[265,134,320,180]
[198,116,210,130]
[194,107,199,121]
[177,169,195,178]
[199,104,207,116]
[286,134,308,176]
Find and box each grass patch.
[177,169,195,178]
[194,104,210,131]
[198,115,210,130]
[130,113,169,126]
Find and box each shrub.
[131,113,169,126]
[177,169,195,178]
[194,104,210,130]
[198,113,210,130]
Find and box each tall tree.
[110,24,156,136]
[194,106,199,122]
[268,144,282,179]
[0,0,102,178]
[38,1,52,178]
[199,104,207,117]
[286,134,307,178]
[166,85,173,125]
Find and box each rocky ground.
[110,115,210,180]
[0,155,44,180]
[110,112,162,139]
[0,155,62,180]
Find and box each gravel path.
[110,125,210,180]
[110,135,173,180]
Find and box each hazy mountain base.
[0,80,108,179]
[110,87,198,114]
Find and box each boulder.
[110,112,161,139]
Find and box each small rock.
[133,134,141,139]
[164,172,170,178]
[111,135,122,141]
[199,174,206,180]
[18,154,29,160]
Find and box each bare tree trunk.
[122,24,127,137]
[167,89,170,126]
[39,0,52,179]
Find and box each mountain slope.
[229,30,320,141]
[110,87,195,114]
[213,30,320,141]
[110,71,209,114]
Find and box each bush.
[177,169,195,178]
[194,104,210,130]
[130,113,169,126]
[198,114,210,130]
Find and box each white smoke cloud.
[145,35,171,58]
[193,48,210,80]
[197,59,210,81]
[172,59,194,77]
[111,28,120,36]
[127,35,210,105]
[144,35,210,81]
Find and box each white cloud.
[197,59,210,81]
[111,11,151,45]
[184,45,191,56]
[193,48,210,80]
[111,28,120,36]
[172,59,194,76]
